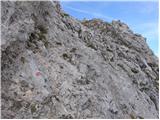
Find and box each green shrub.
[37,25,48,34]
[62,53,73,64]
[63,13,69,17]
[37,32,46,40]
[31,104,36,113]
[62,53,69,60]
[130,114,136,119]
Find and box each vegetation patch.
[62,53,73,64]
[27,24,49,51]
[62,53,70,60]
[130,114,136,119]
[37,25,48,34]
[31,104,36,114]
[64,13,69,16]
[62,13,70,17]
[154,80,159,90]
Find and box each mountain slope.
[1,1,159,119]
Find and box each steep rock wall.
[1,1,159,119]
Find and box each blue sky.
[60,1,159,56]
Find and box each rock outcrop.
[1,1,159,119]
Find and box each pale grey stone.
[1,1,159,119]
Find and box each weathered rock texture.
[1,1,159,119]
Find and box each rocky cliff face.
[1,1,159,119]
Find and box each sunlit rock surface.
[1,1,159,119]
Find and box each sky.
[60,1,159,56]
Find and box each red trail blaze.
[35,71,41,77]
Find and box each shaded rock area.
[1,1,159,119]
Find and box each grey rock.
[1,1,159,119]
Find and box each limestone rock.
[1,1,159,119]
